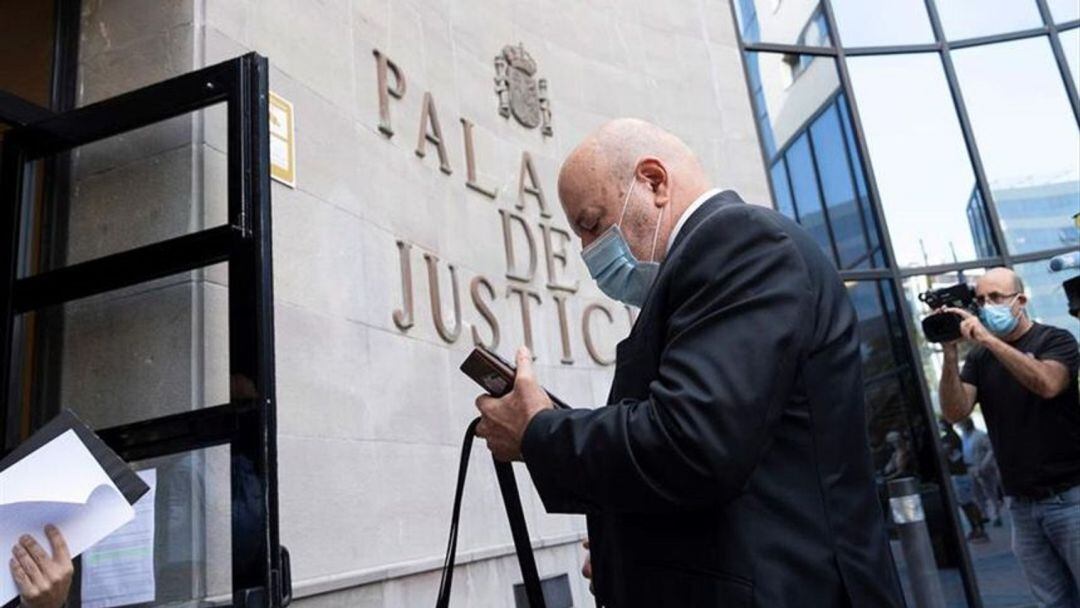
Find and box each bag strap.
[436,417,546,608]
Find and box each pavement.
[892,510,1038,608]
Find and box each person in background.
[940,418,989,543]
[882,430,915,481]
[958,417,1003,527]
[7,525,72,608]
[940,267,1080,605]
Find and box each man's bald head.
[559,118,701,194]
[977,267,1025,297]
[973,266,1030,338]
[557,118,712,258]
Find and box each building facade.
[1,1,768,606]
[3,1,1078,606]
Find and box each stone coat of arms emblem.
[494,43,552,135]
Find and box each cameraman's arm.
[980,334,1070,400]
[940,342,976,424]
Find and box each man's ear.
[637,158,670,206]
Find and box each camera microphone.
[1049,251,1080,272]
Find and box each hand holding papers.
[0,412,148,606]
[8,525,73,608]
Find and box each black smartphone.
[459,346,570,409]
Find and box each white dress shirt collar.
[668,188,723,248]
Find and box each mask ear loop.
[616,174,637,229]
[648,204,665,263]
[648,171,672,263]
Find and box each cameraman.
[939,267,1080,605]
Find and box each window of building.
[952,36,1080,256]
[829,0,935,47]
[847,52,996,268]
[733,0,833,47]
[934,0,1043,41]
[732,0,1080,603]
[1047,0,1080,23]
[1014,258,1080,341]
[1062,27,1080,90]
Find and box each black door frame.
[0,53,289,607]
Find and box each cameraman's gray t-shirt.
[960,323,1080,497]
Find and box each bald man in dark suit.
[474,119,903,607]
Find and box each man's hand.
[942,307,993,345]
[475,346,553,462]
[10,525,73,608]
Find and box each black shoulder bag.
[435,417,546,607]
[439,347,575,607]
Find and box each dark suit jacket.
[522,192,903,607]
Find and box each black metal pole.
[889,477,948,608]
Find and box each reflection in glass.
[732,0,832,47]
[1047,0,1080,23]
[847,280,910,379]
[952,37,1080,256]
[770,159,797,219]
[934,0,1043,40]
[847,278,963,603]
[830,0,934,47]
[809,102,880,269]
[79,446,233,606]
[1061,27,1080,91]
[786,133,833,259]
[743,51,841,159]
[747,51,883,270]
[848,53,995,267]
[1015,258,1080,341]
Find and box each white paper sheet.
[81,468,157,608]
[0,430,135,605]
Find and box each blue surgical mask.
[979,297,1020,336]
[581,175,664,308]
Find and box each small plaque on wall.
[269,91,296,188]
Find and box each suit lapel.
[623,190,743,338]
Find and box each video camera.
[918,283,977,343]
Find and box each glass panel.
[847,280,909,377]
[847,52,996,267]
[745,51,886,269]
[1061,27,1080,91]
[837,96,884,267]
[79,446,233,606]
[935,0,1043,40]
[769,157,798,220]
[786,133,834,260]
[902,267,1074,605]
[846,279,967,605]
[830,0,935,47]
[743,51,842,160]
[952,37,1080,256]
[732,0,832,46]
[809,102,879,269]
[1014,258,1080,342]
[10,264,230,431]
[22,103,229,276]
[1047,0,1080,23]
